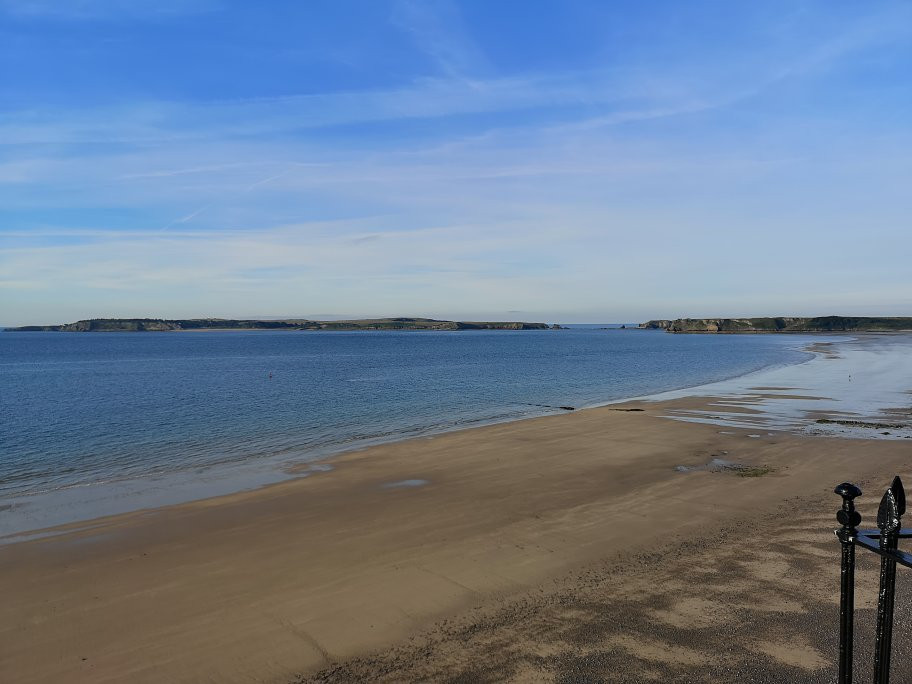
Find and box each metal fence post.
[874,477,906,684]
[835,482,862,684]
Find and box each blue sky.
[1,0,910,325]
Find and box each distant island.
[639,316,912,333]
[7,317,560,332]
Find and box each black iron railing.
[835,476,912,684]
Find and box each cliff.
[638,316,912,333]
[7,317,554,332]
[639,320,673,330]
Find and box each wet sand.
[646,334,912,439]
[2,392,912,683]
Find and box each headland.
[640,315,912,333]
[6,317,556,332]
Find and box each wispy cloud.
[390,0,488,78]
[0,72,635,146]
[157,163,310,231]
[121,162,268,180]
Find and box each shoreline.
[0,333,822,540]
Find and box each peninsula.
[639,316,912,333]
[6,317,556,332]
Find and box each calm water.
[0,328,812,533]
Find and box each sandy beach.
[2,337,912,683]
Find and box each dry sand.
[2,398,912,683]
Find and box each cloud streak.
[390,0,488,78]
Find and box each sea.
[0,326,814,537]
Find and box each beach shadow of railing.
[835,475,911,684]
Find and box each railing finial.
[835,482,862,532]
[890,476,905,517]
[877,487,903,534]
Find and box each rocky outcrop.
[638,320,673,330]
[638,316,912,333]
[667,318,800,333]
[454,321,549,330]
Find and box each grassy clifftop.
[7,317,554,332]
[639,316,912,333]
